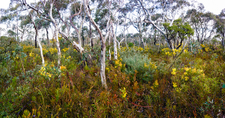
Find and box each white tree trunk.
[116,38,125,50]
[111,23,118,60]
[37,31,45,66]
[50,2,61,67]
[84,0,108,89]
[30,15,45,66]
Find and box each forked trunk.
[50,2,61,67]
[84,0,108,89]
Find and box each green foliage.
[120,50,156,82]
[128,42,134,47]
[1,37,225,117]
[163,18,194,49]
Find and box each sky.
[0,0,224,15]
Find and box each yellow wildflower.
[171,68,176,75]
[205,47,209,52]
[184,76,189,81]
[154,80,159,87]
[29,52,34,57]
[173,82,177,88]
[115,60,119,65]
[192,68,197,73]
[175,88,181,93]
[49,48,58,54]
[172,51,176,56]
[200,44,205,48]
[66,56,71,59]
[62,48,69,52]
[106,67,109,72]
[184,67,190,72]
[60,66,66,71]
[120,87,127,98]
[119,62,122,67]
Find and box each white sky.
[195,0,225,15]
[0,0,224,37]
[0,0,224,14]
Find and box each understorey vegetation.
[0,36,225,117]
[1,0,225,117]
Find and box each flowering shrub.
[1,36,225,117]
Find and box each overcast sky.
[0,0,224,15]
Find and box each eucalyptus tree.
[119,0,146,48]
[137,0,191,49]
[163,18,194,49]
[214,8,225,48]
[0,3,24,42]
[84,0,117,89]
[29,11,45,66]
[10,0,61,67]
[68,1,85,53]
[185,4,215,44]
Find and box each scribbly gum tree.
[185,4,215,44]
[48,0,62,67]
[163,18,194,49]
[29,11,45,66]
[83,0,109,89]
[83,0,123,89]
[214,9,225,48]
[137,0,191,49]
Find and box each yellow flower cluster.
[162,48,188,56]
[172,48,182,56]
[151,80,159,89]
[161,48,172,56]
[22,45,33,53]
[58,36,62,41]
[144,47,150,53]
[171,68,176,75]
[130,46,144,52]
[106,67,110,72]
[181,67,205,81]
[120,87,127,98]
[66,56,71,60]
[114,58,123,69]
[172,82,177,88]
[144,62,157,69]
[172,82,182,92]
[200,44,205,48]
[137,47,143,51]
[201,44,211,52]
[50,39,56,43]
[153,80,159,87]
[49,48,58,54]
[39,66,52,78]
[29,52,34,57]
[42,48,48,55]
[60,65,66,71]
[62,48,69,52]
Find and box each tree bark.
[111,22,118,60]
[138,0,172,49]
[50,2,61,67]
[84,0,108,89]
[45,27,50,46]
[31,16,45,66]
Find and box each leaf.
[222,83,225,88]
